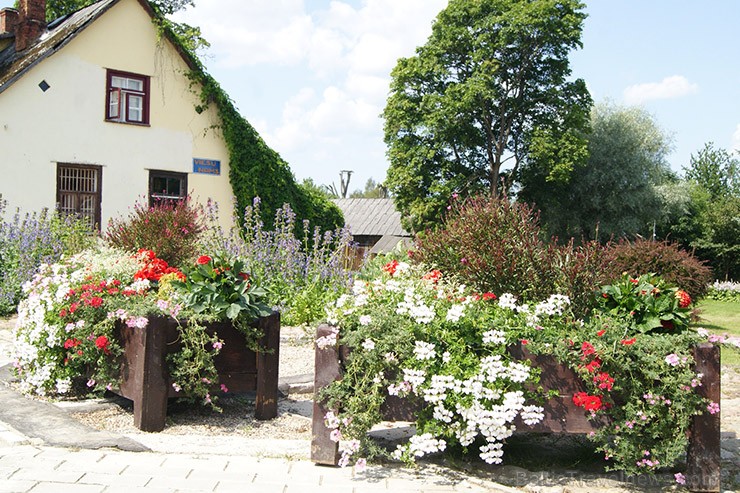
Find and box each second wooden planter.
[311,324,721,493]
[114,312,280,432]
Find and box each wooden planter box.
[114,312,280,432]
[311,324,721,493]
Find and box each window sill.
[104,119,151,127]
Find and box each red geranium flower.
[596,329,606,337]
[197,255,212,265]
[482,292,497,301]
[382,260,399,276]
[88,296,104,308]
[95,335,111,355]
[64,338,81,349]
[584,359,601,373]
[581,341,596,359]
[594,372,615,391]
[675,290,691,308]
[573,392,603,412]
[621,337,637,346]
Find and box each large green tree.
[679,142,740,279]
[684,142,739,200]
[382,0,591,232]
[519,102,674,242]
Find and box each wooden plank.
[131,316,171,432]
[686,343,721,492]
[311,324,341,465]
[255,312,280,420]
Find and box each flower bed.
[312,329,720,491]
[12,246,278,431]
[309,260,724,492]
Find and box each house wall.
[0,0,234,233]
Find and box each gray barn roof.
[333,198,409,237]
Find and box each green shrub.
[105,197,205,267]
[604,238,712,302]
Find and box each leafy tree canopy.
[383,0,592,232]
[519,102,674,242]
[350,178,387,199]
[683,142,739,200]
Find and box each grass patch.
[693,299,740,365]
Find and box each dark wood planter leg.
[686,343,721,492]
[131,317,170,432]
[255,312,280,420]
[311,324,341,465]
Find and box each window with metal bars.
[56,164,102,230]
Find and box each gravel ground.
[67,326,317,441]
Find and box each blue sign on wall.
[193,158,220,175]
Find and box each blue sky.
[4,0,739,194]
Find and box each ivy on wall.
[151,7,344,235]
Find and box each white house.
[0,0,234,231]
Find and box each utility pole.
[339,170,353,198]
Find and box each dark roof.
[333,198,409,237]
[0,0,196,95]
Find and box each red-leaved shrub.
[105,197,205,267]
[604,238,712,301]
[413,195,614,314]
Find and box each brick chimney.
[15,0,47,52]
[0,8,20,35]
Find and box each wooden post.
[311,324,341,465]
[255,312,280,420]
[686,343,721,492]
[131,316,172,432]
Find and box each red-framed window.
[105,69,150,124]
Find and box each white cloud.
[733,124,740,152]
[172,0,448,186]
[623,75,699,105]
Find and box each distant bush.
[105,197,205,267]
[0,197,94,314]
[706,280,740,302]
[413,195,614,315]
[604,238,712,302]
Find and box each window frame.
[56,163,103,231]
[149,170,188,206]
[105,69,150,125]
